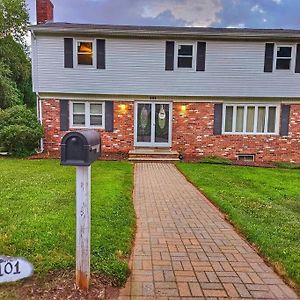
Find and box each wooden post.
[75,166,91,291]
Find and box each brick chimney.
[36,0,54,24]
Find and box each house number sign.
[0,256,33,283]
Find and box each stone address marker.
[0,256,33,283]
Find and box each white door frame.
[134,101,172,147]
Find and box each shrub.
[273,162,300,169]
[0,106,43,156]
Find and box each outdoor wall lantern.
[61,130,101,291]
[181,104,187,113]
[119,104,127,112]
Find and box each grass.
[177,162,300,288]
[0,159,135,286]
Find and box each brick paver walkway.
[119,163,298,299]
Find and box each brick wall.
[42,99,134,158]
[36,0,54,24]
[172,102,300,163]
[42,99,300,163]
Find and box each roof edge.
[29,23,300,40]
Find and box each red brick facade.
[172,103,300,163]
[41,99,300,163]
[42,99,134,159]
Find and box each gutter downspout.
[31,29,44,153]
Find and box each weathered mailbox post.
[61,130,100,291]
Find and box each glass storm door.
[135,102,172,147]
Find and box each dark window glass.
[90,115,102,126]
[277,46,292,58]
[178,57,193,68]
[178,45,193,56]
[155,104,169,143]
[225,106,233,132]
[276,59,291,70]
[268,107,276,133]
[137,104,151,143]
[73,115,85,125]
[78,54,93,65]
[177,44,193,68]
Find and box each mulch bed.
[0,270,120,300]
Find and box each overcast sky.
[26,0,300,29]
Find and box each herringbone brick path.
[119,163,298,299]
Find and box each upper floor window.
[176,43,195,69]
[275,45,294,70]
[71,102,104,128]
[223,104,279,135]
[77,41,94,66]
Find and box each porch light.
[119,104,127,112]
[181,105,187,113]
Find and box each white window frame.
[70,101,105,129]
[222,103,280,135]
[74,39,96,68]
[273,44,296,72]
[175,41,196,71]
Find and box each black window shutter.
[295,44,300,73]
[60,100,69,131]
[196,42,206,71]
[165,41,175,71]
[97,39,106,69]
[280,104,290,136]
[64,38,73,68]
[264,43,274,72]
[105,101,114,132]
[213,103,223,135]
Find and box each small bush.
[273,162,300,170]
[200,155,233,165]
[0,106,43,156]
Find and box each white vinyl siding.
[222,104,280,135]
[32,36,300,98]
[70,101,105,128]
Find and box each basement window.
[237,154,255,162]
[77,41,94,66]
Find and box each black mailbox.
[61,130,101,166]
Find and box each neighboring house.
[31,0,300,163]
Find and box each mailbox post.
[61,130,100,291]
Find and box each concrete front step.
[128,148,180,163]
[129,157,180,163]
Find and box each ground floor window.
[223,104,279,134]
[70,101,104,128]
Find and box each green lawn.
[177,163,300,288]
[0,159,135,285]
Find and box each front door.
[134,102,172,147]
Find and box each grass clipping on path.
[177,163,300,289]
[0,159,135,286]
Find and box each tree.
[0,0,29,44]
[0,0,35,108]
[0,36,35,107]
[0,61,22,108]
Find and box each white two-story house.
[31,0,300,163]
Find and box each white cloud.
[142,0,222,27]
[251,4,265,14]
[226,23,246,28]
[272,0,282,4]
